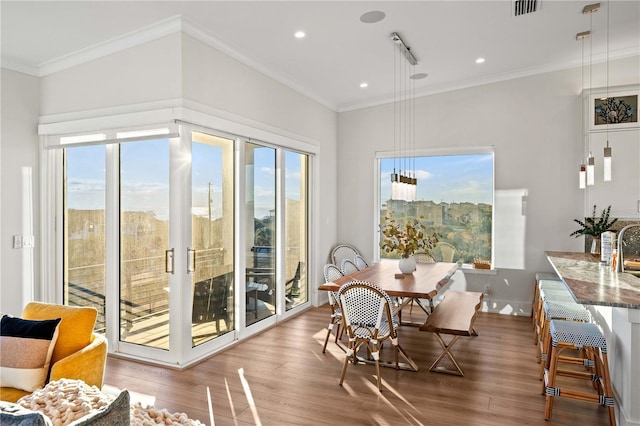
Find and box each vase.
[398,256,416,274]
[590,238,601,257]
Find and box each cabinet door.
[586,130,640,219]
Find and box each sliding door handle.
[165,248,175,274]
[187,248,196,273]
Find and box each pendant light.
[390,32,418,201]
[603,0,612,182]
[584,3,599,186]
[587,154,595,186]
[577,29,590,190]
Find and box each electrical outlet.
[483,284,490,296]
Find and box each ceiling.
[2,1,639,111]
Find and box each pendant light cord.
[606,0,610,146]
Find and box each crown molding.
[4,13,337,111]
[37,15,183,77]
[4,13,637,113]
[1,58,40,77]
[337,48,640,112]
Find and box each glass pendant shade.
[408,178,417,201]
[579,164,586,189]
[587,155,595,186]
[391,173,400,200]
[603,146,612,181]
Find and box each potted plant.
[380,215,439,273]
[570,205,618,255]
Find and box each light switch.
[13,235,22,249]
[23,236,35,248]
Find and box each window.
[63,145,106,331]
[46,116,315,366]
[379,151,494,264]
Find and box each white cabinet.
[583,85,640,220]
[586,130,640,219]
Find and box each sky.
[66,141,489,220]
[65,139,304,220]
[380,153,494,205]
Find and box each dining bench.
[419,290,483,376]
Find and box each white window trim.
[38,104,320,361]
[373,146,495,268]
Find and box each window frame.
[39,106,319,365]
[374,146,495,268]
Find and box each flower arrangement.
[570,205,618,238]
[380,215,439,259]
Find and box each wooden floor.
[104,307,613,425]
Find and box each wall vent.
[514,0,539,16]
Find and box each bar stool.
[534,286,575,345]
[543,320,616,425]
[533,280,568,340]
[538,300,591,378]
[532,272,561,325]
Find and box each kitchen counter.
[545,251,640,425]
[545,251,640,309]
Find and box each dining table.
[319,259,459,370]
[319,259,459,322]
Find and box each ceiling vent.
[514,0,539,16]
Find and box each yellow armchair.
[0,302,107,403]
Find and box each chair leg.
[600,352,617,426]
[544,345,560,420]
[322,321,334,353]
[371,342,382,391]
[339,339,355,386]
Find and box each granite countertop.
[546,251,640,309]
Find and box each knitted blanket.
[18,379,204,426]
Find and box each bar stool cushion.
[540,288,574,303]
[538,280,566,290]
[543,301,590,322]
[550,320,607,352]
[536,272,560,281]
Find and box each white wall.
[3,32,338,311]
[181,34,339,283]
[337,56,640,313]
[1,69,41,315]
[40,34,182,116]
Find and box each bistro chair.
[337,280,416,391]
[284,261,302,306]
[322,264,345,353]
[414,252,436,264]
[330,244,360,268]
[433,242,456,263]
[354,254,369,270]
[340,258,359,275]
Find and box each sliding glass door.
[60,124,311,366]
[284,151,308,311]
[190,132,235,346]
[245,142,276,326]
[63,145,107,332]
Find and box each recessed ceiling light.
[360,10,386,24]
[294,31,306,39]
[410,73,428,80]
[360,82,369,88]
[476,57,486,64]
